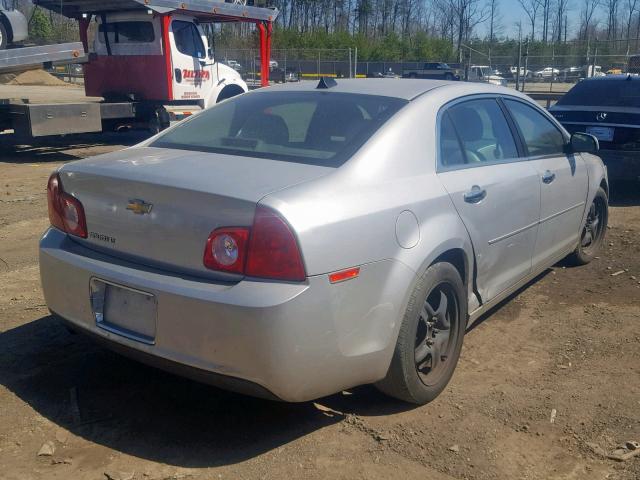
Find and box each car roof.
[256,78,519,101]
[581,74,640,82]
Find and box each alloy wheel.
[414,283,459,387]
[581,195,606,254]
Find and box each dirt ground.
[0,130,639,480]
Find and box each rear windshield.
[557,79,640,107]
[151,91,407,166]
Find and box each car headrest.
[237,112,290,145]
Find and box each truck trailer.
[0,0,278,138]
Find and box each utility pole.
[516,25,522,91]
[522,37,529,92]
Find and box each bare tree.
[555,0,570,42]
[604,0,620,38]
[518,0,542,40]
[579,0,601,40]
[626,0,639,50]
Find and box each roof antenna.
[317,77,337,89]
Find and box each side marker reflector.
[329,267,360,284]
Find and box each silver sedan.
[40,79,608,404]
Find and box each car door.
[169,17,211,101]
[503,98,588,268]
[437,97,541,302]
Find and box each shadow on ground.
[0,131,149,164]
[609,180,640,207]
[0,314,414,468]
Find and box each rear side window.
[98,22,155,43]
[151,91,407,167]
[557,79,640,107]
[505,100,566,157]
[441,98,518,166]
[439,113,465,167]
[173,20,205,58]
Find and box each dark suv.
[550,75,640,181]
[402,63,459,81]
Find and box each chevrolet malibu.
[40,79,608,404]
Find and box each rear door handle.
[463,185,487,204]
[542,170,556,184]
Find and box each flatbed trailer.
[0,42,86,74]
[0,0,277,138]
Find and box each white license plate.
[90,279,157,344]
[586,126,614,142]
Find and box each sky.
[484,1,564,39]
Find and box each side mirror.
[570,132,599,154]
[208,48,214,59]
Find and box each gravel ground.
[0,131,639,480]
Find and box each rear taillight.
[203,227,249,274]
[47,173,87,238]
[203,206,306,282]
[246,206,306,282]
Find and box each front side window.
[151,91,407,167]
[440,98,518,166]
[173,20,205,58]
[505,99,566,157]
[98,21,155,43]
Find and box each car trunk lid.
[58,146,332,280]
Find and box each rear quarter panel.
[261,90,475,300]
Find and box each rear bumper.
[40,228,414,402]
[598,150,640,181]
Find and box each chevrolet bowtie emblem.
[596,112,608,122]
[126,199,153,215]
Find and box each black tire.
[567,187,608,265]
[376,262,467,404]
[0,22,7,50]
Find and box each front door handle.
[542,170,556,184]
[463,185,487,204]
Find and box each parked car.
[367,68,400,79]
[403,62,459,80]
[509,66,532,79]
[224,60,243,72]
[534,67,560,80]
[40,79,608,405]
[550,75,640,181]
[559,66,582,82]
[467,65,507,86]
[270,66,299,83]
[0,0,28,49]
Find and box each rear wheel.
[0,22,7,50]
[376,262,467,404]
[567,187,608,265]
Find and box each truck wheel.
[375,262,467,404]
[217,85,245,103]
[0,22,7,50]
[567,187,608,265]
[148,108,170,135]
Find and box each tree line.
[16,0,640,61]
